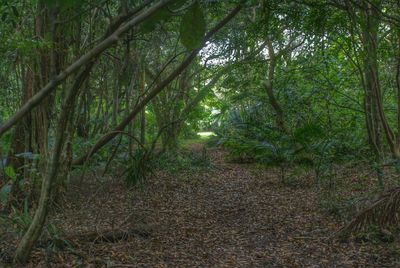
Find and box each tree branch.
[0,0,172,137]
[72,3,243,165]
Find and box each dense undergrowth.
[208,108,400,242]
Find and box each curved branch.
[0,0,172,136]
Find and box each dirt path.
[28,147,399,267]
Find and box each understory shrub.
[154,147,213,173]
[214,107,367,184]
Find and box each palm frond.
[339,187,400,238]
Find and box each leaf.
[4,165,17,180]
[179,1,206,50]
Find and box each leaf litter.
[2,145,400,267]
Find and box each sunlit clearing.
[197,132,216,137]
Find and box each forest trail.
[28,144,398,267]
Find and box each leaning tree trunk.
[14,70,81,263]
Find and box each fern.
[123,148,154,187]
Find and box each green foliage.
[123,148,154,187]
[1,0,400,257]
[0,2,19,27]
[0,166,17,205]
[44,223,70,250]
[0,201,68,248]
[0,132,11,154]
[353,225,395,244]
[10,199,32,235]
[155,148,212,173]
[293,121,325,146]
[180,1,206,50]
[44,0,80,8]
[214,103,368,188]
[140,8,172,34]
[4,166,16,181]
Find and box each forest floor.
[3,143,400,267]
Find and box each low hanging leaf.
[4,165,17,181]
[179,1,206,51]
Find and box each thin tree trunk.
[265,41,286,133]
[395,30,400,153]
[140,68,146,145]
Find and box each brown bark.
[360,1,399,158]
[265,41,286,133]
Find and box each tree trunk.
[360,1,400,158]
[140,68,146,145]
[6,0,54,207]
[265,41,286,133]
[14,69,81,264]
